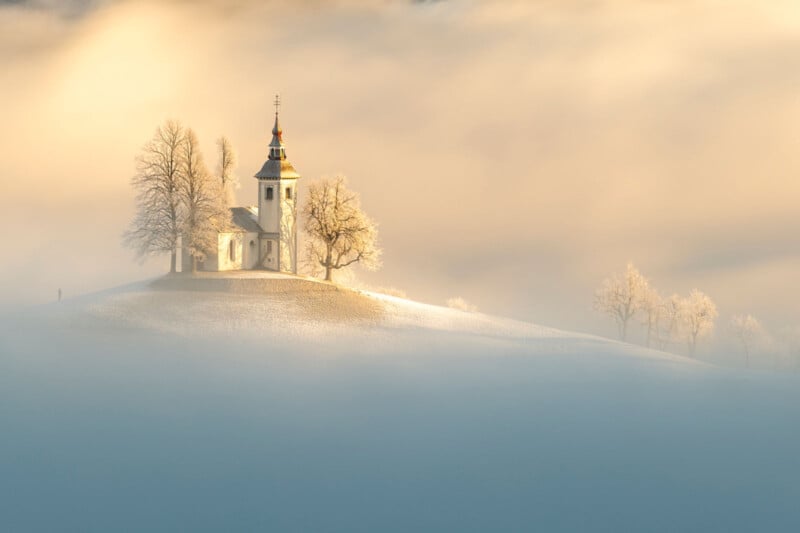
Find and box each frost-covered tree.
[594,263,649,341]
[640,285,663,348]
[730,314,764,368]
[123,120,186,272]
[302,175,381,282]
[447,297,478,313]
[216,136,237,206]
[680,290,718,356]
[180,129,230,273]
[656,293,683,350]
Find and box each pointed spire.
[271,113,283,143]
[272,94,283,141]
[268,94,285,161]
[255,93,300,180]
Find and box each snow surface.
[1,274,799,532]
[47,273,695,364]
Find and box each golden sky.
[2,0,800,336]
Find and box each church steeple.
[268,95,286,161]
[255,94,299,180]
[254,93,301,274]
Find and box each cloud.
[2,0,800,336]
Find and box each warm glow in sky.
[2,0,800,337]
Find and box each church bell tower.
[255,95,301,273]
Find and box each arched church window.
[286,187,292,200]
[229,240,236,262]
[266,187,274,201]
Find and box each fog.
[3,0,800,340]
[2,289,800,531]
[4,4,800,527]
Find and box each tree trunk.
[192,255,198,275]
[621,319,628,341]
[324,244,333,282]
[170,250,177,273]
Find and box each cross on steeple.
[268,94,285,159]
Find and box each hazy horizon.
[3,0,800,343]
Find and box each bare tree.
[730,314,764,368]
[640,285,663,348]
[123,120,186,272]
[302,175,381,282]
[680,289,718,357]
[447,297,478,313]
[216,136,237,205]
[655,293,683,350]
[594,263,649,341]
[180,129,230,273]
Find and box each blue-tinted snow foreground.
[1,274,799,532]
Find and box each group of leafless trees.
[593,264,798,368]
[124,121,237,273]
[594,263,718,356]
[725,316,800,370]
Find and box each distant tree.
[679,290,718,357]
[302,175,381,282]
[216,136,237,205]
[730,314,764,368]
[447,297,478,313]
[123,120,186,272]
[640,285,663,348]
[179,129,230,273]
[594,263,649,341]
[656,293,683,350]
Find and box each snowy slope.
[2,274,799,533]
[49,272,695,365]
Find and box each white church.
[182,106,300,274]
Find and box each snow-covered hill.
[2,273,799,532]
[48,272,694,365]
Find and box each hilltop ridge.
[40,271,700,367]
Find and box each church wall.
[216,232,257,271]
[215,233,236,271]
[241,232,260,270]
[258,181,280,234]
[279,206,296,273]
[279,184,298,274]
[258,180,298,273]
[260,237,279,270]
[180,232,260,272]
